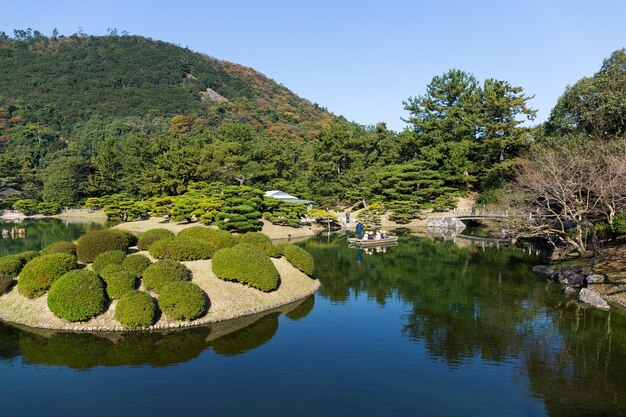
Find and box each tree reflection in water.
[302,232,626,415]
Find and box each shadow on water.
[0,295,315,369]
[301,232,626,416]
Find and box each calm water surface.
[1,223,625,416]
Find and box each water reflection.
[302,233,626,416]
[0,218,111,256]
[0,296,315,369]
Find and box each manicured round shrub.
[114,229,138,247]
[76,230,129,263]
[115,290,157,329]
[18,253,78,299]
[41,241,76,256]
[0,255,25,277]
[178,227,236,250]
[122,254,152,278]
[237,232,278,257]
[92,250,127,273]
[142,259,191,293]
[14,251,40,263]
[100,265,137,299]
[158,281,206,321]
[212,244,279,292]
[277,243,315,276]
[148,236,215,261]
[0,274,14,295]
[137,228,175,251]
[47,270,106,322]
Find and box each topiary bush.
[122,254,152,278]
[41,241,76,256]
[142,259,191,293]
[76,230,129,263]
[0,255,25,277]
[92,250,127,273]
[212,244,279,292]
[18,253,78,299]
[137,228,175,251]
[115,290,157,329]
[47,270,106,322]
[0,274,14,295]
[148,236,215,261]
[14,251,40,263]
[277,243,315,276]
[237,232,278,257]
[178,227,236,250]
[114,229,138,247]
[100,265,137,299]
[158,281,206,321]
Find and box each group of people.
[355,221,387,240]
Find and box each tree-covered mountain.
[0,31,335,127]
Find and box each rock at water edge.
[585,273,605,285]
[532,265,554,277]
[578,288,610,310]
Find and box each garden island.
[0,226,319,331]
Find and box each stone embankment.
[532,265,610,310]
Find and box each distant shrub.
[37,201,62,215]
[18,253,78,298]
[137,228,175,250]
[41,241,76,256]
[212,244,279,292]
[0,255,25,277]
[115,291,157,329]
[100,265,137,299]
[148,236,215,261]
[92,250,127,273]
[158,281,206,321]
[277,243,315,276]
[76,230,129,263]
[178,227,236,250]
[237,232,278,257]
[122,254,152,278]
[0,274,14,295]
[142,259,191,293]
[47,270,106,322]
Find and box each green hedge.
[212,244,279,292]
[142,259,191,293]
[148,236,215,261]
[158,281,206,321]
[122,254,152,278]
[115,229,138,247]
[100,265,137,299]
[93,250,127,273]
[18,253,78,299]
[137,228,175,250]
[0,255,25,277]
[41,241,76,256]
[277,244,315,276]
[237,232,278,257]
[14,251,40,263]
[0,274,14,295]
[47,270,106,322]
[178,227,236,250]
[76,230,129,263]
[115,290,157,329]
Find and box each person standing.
[356,221,363,239]
[345,211,350,224]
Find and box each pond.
[1,222,626,416]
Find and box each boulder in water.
[578,288,610,310]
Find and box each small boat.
[347,235,398,247]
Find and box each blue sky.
[1,0,625,131]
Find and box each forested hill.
[0,33,335,125]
